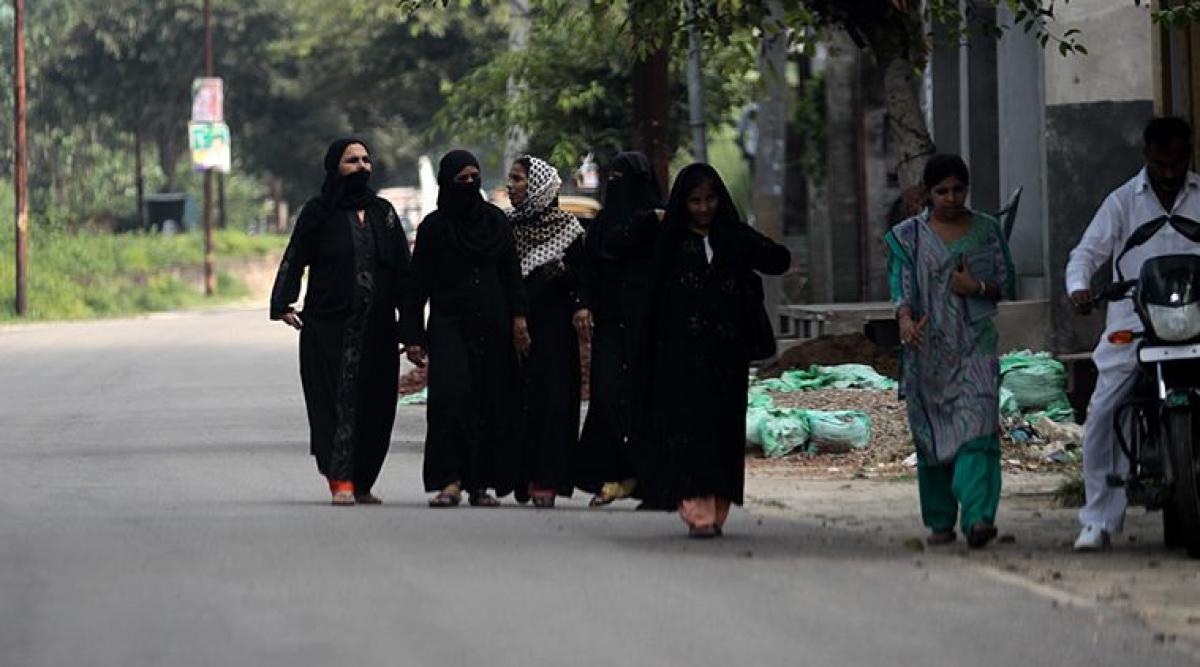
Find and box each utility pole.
[202,0,215,295]
[502,0,530,185]
[685,0,707,163]
[13,0,28,316]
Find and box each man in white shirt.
[1066,116,1200,551]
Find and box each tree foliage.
[0,0,500,227]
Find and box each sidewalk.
[744,469,1200,654]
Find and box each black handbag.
[743,270,776,361]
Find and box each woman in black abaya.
[506,156,589,508]
[270,138,411,505]
[638,164,791,536]
[574,151,663,506]
[402,150,528,508]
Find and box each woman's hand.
[281,311,303,330]
[513,316,532,359]
[899,312,929,349]
[404,344,427,369]
[572,308,594,344]
[949,257,980,297]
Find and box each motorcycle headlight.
[1146,301,1200,342]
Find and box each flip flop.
[469,491,500,507]
[588,494,615,508]
[428,491,461,508]
[927,530,956,546]
[967,523,998,549]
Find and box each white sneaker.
[1073,524,1111,552]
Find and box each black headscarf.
[436,149,505,257]
[662,163,747,261]
[599,151,663,228]
[319,137,376,211]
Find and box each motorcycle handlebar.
[1076,279,1137,313]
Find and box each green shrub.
[0,226,285,322]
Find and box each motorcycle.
[1086,213,1200,557]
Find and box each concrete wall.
[997,10,1048,299]
[1045,100,1153,353]
[1044,3,1154,106]
[1041,0,1153,353]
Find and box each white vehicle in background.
[377,186,420,248]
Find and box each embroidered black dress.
[270,197,410,492]
[633,164,791,508]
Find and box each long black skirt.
[517,291,581,497]
[574,324,643,493]
[422,312,520,495]
[299,310,398,492]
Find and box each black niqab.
[319,137,376,211]
[602,151,662,223]
[437,149,505,258]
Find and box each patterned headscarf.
[507,156,585,278]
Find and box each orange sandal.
[329,480,356,506]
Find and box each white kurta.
[1065,168,1200,532]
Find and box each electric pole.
[202,0,215,295]
[685,0,707,163]
[13,0,28,315]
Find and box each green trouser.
[916,434,1001,533]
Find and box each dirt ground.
[743,468,1200,654]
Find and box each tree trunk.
[862,10,935,194]
[157,131,181,192]
[134,130,145,229]
[629,1,671,192]
[271,175,288,233]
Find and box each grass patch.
[1054,470,1086,508]
[0,228,285,322]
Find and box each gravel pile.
[747,388,1081,480]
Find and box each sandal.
[469,491,500,507]
[589,494,615,508]
[330,480,356,506]
[355,492,383,505]
[927,530,956,546]
[967,523,998,549]
[428,490,462,508]
[531,494,556,509]
[688,525,718,539]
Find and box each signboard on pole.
[191,77,224,123]
[189,77,230,173]
[189,121,231,173]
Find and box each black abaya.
[400,206,526,495]
[270,197,410,490]
[636,164,791,507]
[516,237,587,497]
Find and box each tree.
[405,0,1167,192]
[425,0,757,176]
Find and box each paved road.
[0,307,1193,666]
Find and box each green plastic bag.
[758,409,812,458]
[746,407,770,447]
[755,364,897,393]
[1000,351,1067,409]
[999,387,1020,418]
[807,410,872,453]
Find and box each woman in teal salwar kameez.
[884,154,1015,549]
